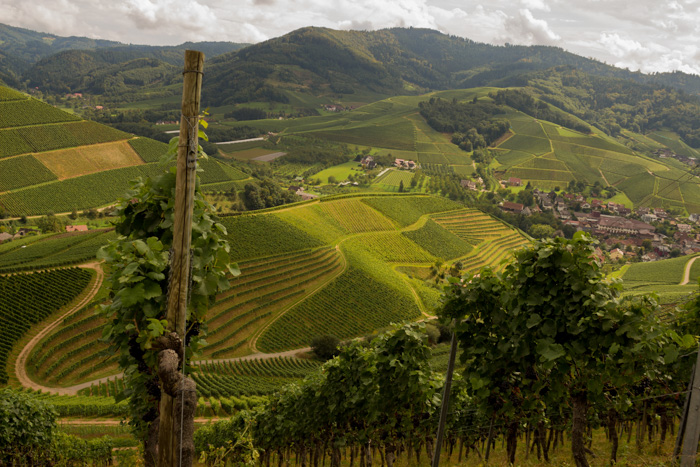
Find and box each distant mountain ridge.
[202,26,700,106]
[0,22,248,90]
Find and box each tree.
[398,180,405,192]
[310,335,341,360]
[529,223,555,238]
[328,175,337,184]
[37,213,65,233]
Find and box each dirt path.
[60,347,315,394]
[681,255,699,285]
[14,262,104,395]
[59,418,224,426]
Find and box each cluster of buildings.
[654,148,697,167]
[501,189,700,261]
[393,158,417,170]
[460,178,484,191]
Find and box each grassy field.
[313,160,364,183]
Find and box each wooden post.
[158,49,204,467]
[674,363,696,458]
[680,347,700,467]
[432,327,458,467]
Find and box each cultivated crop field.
[34,141,145,180]
[374,169,414,189]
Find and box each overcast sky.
[1,0,699,75]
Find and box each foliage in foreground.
[98,167,237,444]
[0,388,114,465]
[441,233,692,466]
[196,236,694,467]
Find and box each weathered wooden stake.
[158,49,205,467]
[678,347,700,466]
[432,326,458,467]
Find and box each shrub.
[0,388,56,465]
[310,335,341,360]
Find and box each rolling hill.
[0,22,248,92]
[0,85,250,216]
[222,88,700,213]
[202,26,700,105]
[1,192,529,392]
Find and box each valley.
[0,21,699,465]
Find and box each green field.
[313,161,364,183]
[374,169,415,189]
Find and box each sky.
[1,0,699,76]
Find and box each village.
[497,176,700,263]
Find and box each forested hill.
[0,22,248,90]
[203,26,700,106]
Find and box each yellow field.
[34,141,144,180]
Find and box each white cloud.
[498,9,561,45]
[0,0,698,74]
[520,0,550,11]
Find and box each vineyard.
[204,247,344,358]
[317,198,396,233]
[362,195,463,226]
[0,98,81,128]
[29,296,116,386]
[402,219,474,260]
[0,268,93,384]
[0,229,115,273]
[0,155,57,192]
[192,357,322,397]
[257,263,421,352]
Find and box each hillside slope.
[0,85,250,216]
[203,26,700,107]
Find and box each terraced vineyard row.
[204,247,344,358]
[257,263,421,352]
[459,233,531,273]
[0,155,57,192]
[432,209,515,241]
[0,87,26,101]
[29,296,115,386]
[362,195,463,227]
[318,198,396,233]
[0,121,130,158]
[220,214,324,261]
[347,232,436,263]
[0,268,92,384]
[191,357,322,397]
[0,163,167,215]
[0,99,81,129]
[402,219,474,260]
[0,229,114,273]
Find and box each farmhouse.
[66,225,88,232]
[394,159,416,170]
[0,232,12,243]
[508,177,521,187]
[360,156,377,169]
[500,201,524,214]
